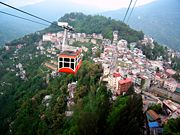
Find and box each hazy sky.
[1,0,157,10]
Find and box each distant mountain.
[0,14,45,46]
[0,0,99,46]
[103,0,180,50]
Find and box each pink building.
[117,78,132,95]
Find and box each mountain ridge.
[102,0,180,50]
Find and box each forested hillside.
[59,12,144,42]
[0,13,146,135]
[0,14,45,46]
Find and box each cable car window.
[64,58,70,62]
[59,57,63,61]
[59,62,63,68]
[64,62,69,67]
[71,58,74,62]
[71,63,74,70]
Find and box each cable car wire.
[0,10,49,26]
[0,2,52,24]
[126,0,138,23]
[123,0,133,23]
[0,2,75,31]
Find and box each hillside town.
[36,30,180,134]
[3,29,180,135]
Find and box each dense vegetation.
[171,57,180,71]
[3,59,143,135]
[163,117,180,135]
[136,41,169,61]
[0,38,48,134]
[148,104,163,114]
[0,38,145,134]
[59,12,144,42]
[172,71,180,83]
[0,21,145,134]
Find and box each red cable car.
[57,22,82,74]
[58,48,82,74]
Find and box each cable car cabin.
[58,49,82,74]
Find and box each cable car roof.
[59,50,81,58]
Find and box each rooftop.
[165,78,177,84]
[147,110,160,121]
[113,72,121,78]
[60,50,78,56]
[119,78,132,85]
[177,83,180,88]
[148,122,159,128]
[166,69,176,75]
[176,84,180,93]
[59,49,81,58]
[163,100,178,112]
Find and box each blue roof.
[175,87,180,93]
[148,122,159,128]
[146,113,154,121]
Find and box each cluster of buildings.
[15,63,27,80]
[42,30,179,104]
[39,30,180,121]
[40,32,103,73]
[155,68,179,92]
[6,44,27,80]
[42,32,103,46]
[141,35,154,48]
[146,109,163,134]
[65,82,77,117]
[145,98,180,135]
[93,32,180,100]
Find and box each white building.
[163,78,178,92]
[43,34,52,41]
[113,31,118,42]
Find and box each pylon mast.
[57,22,74,52]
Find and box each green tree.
[148,103,163,114]
[69,85,111,135]
[172,71,180,83]
[126,84,135,95]
[107,94,144,135]
[163,117,180,135]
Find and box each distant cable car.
[57,22,82,74]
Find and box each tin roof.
[147,110,160,121]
